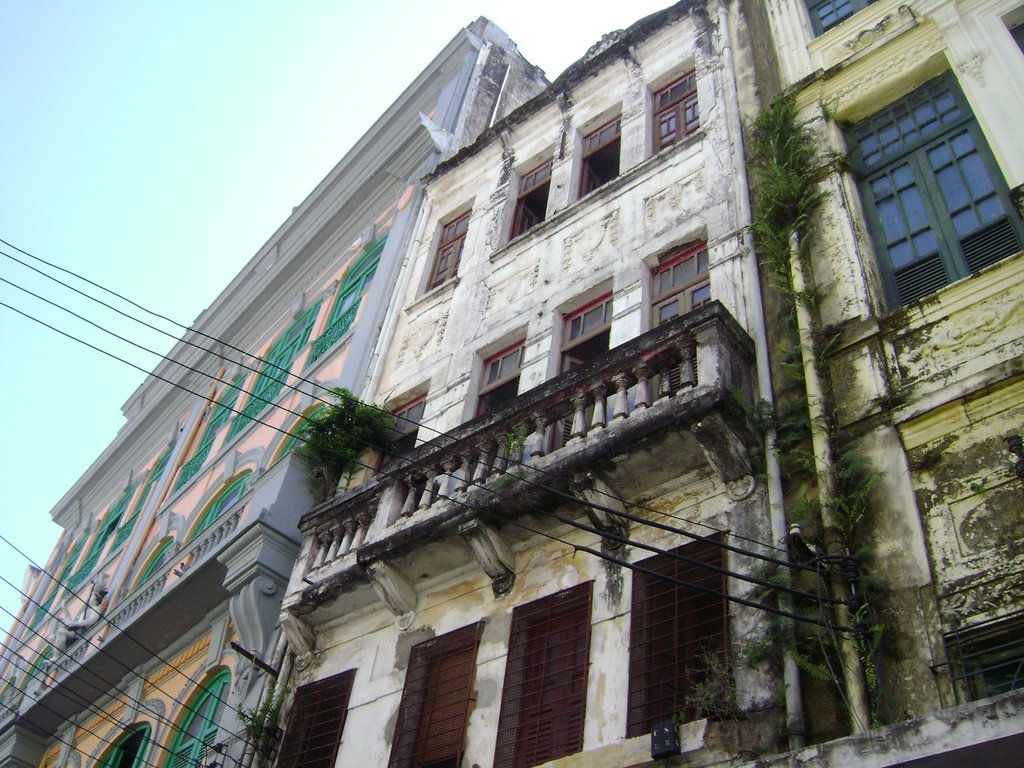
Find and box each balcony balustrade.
[294,302,758,611]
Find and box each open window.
[511,160,552,239]
[652,242,710,325]
[478,342,524,417]
[653,72,699,152]
[428,211,471,289]
[579,117,621,197]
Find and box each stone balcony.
[283,302,760,630]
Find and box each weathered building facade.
[279,4,796,767]
[0,20,545,768]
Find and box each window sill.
[806,1,916,71]
[406,276,459,315]
[490,130,704,267]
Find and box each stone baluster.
[418,468,437,510]
[338,519,355,556]
[590,384,608,430]
[569,394,590,440]
[438,458,460,498]
[351,513,371,551]
[453,453,472,494]
[312,531,331,569]
[400,479,418,517]
[322,525,341,563]
[611,372,631,421]
[527,415,549,459]
[633,363,652,410]
[474,440,497,481]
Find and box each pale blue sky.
[0,1,672,627]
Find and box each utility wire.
[0,299,836,621]
[0,532,255,740]
[0,253,798,589]
[0,567,252,754]
[0,238,790,558]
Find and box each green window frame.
[851,73,1024,307]
[115,443,174,551]
[68,486,137,591]
[309,237,386,365]
[805,0,876,36]
[31,535,85,627]
[136,537,176,586]
[165,669,231,768]
[98,723,151,768]
[175,377,246,491]
[187,473,250,542]
[228,302,323,440]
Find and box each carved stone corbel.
[280,611,315,658]
[459,518,516,595]
[691,412,755,496]
[365,559,418,616]
[572,472,628,548]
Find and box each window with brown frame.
[389,622,485,768]
[277,669,356,768]
[392,394,427,455]
[561,293,612,373]
[428,211,471,289]
[627,536,729,736]
[511,161,552,239]
[494,583,592,768]
[579,117,621,197]
[653,72,699,152]
[477,341,525,417]
[652,243,710,326]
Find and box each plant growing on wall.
[296,388,395,503]
[239,681,290,763]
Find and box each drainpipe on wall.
[716,1,806,748]
[788,231,870,734]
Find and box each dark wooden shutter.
[626,535,729,736]
[494,582,592,768]
[277,669,356,768]
[389,622,484,768]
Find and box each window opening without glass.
[653,72,699,151]
[429,211,471,289]
[478,342,525,417]
[511,161,552,239]
[579,117,621,197]
[561,293,612,373]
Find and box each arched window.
[187,473,251,542]
[273,406,328,463]
[165,669,231,768]
[97,723,150,768]
[135,538,176,587]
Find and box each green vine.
[747,95,885,726]
[296,388,395,502]
[239,681,290,760]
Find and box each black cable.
[0,269,803,585]
[0,238,790,558]
[0,533,256,745]
[0,300,837,630]
[0,568,252,754]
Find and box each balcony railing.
[298,302,755,588]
